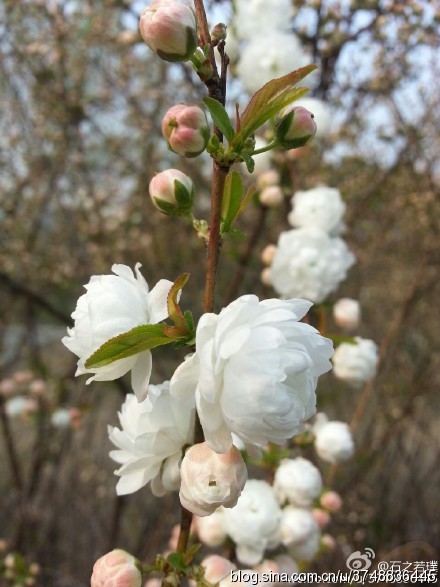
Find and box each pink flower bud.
[162,104,210,158]
[312,508,331,528]
[260,267,273,286]
[333,298,361,330]
[91,549,142,587]
[275,106,317,149]
[149,169,194,216]
[256,170,280,190]
[260,244,277,266]
[139,0,197,63]
[320,490,343,513]
[201,555,236,584]
[259,185,283,208]
[179,442,248,516]
[321,533,337,551]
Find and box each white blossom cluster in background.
[191,451,348,570]
[264,185,355,303]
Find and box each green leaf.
[221,171,244,233]
[203,97,236,142]
[238,183,258,216]
[84,324,171,369]
[233,65,317,148]
[166,552,187,573]
[240,152,255,173]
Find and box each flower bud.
[260,267,273,286]
[312,508,331,528]
[260,244,277,266]
[179,442,248,517]
[333,298,361,330]
[259,185,283,207]
[275,105,317,149]
[91,549,142,587]
[195,510,227,547]
[149,169,194,216]
[162,104,210,158]
[210,23,227,46]
[320,490,343,513]
[139,0,197,63]
[256,170,280,190]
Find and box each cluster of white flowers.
[192,457,336,567]
[288,186,346,235]
[230,1,309,95]
[63,265,334,511]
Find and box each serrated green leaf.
[221,171,244,233]
[233,65,317,148]
[203,97,235,142]
[84,324,171,369]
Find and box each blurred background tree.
[0,1,439,585]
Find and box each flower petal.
[131,351,153,402]
[147,279,174,323]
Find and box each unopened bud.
[91,550,142,587]
[312,508,331,528]
[162,104,210,158]
[210,23,227,46]
[320,490,343,513]
[139,0,197,63]
[260,244,277,266]
[257,170,280,190]
[260,267,273,286]
[259,185,283,208]
[333,298,361,330]
[179,442,248,517]
[275,106,317,149]
[149,169,194,216]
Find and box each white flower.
[313,414,354,463]
[234,0,294,40]
[237,32,309,94]
[195,509,228,547]
[179,442,248,516]
[333,298,361,330]
[5,396,27,417]
[280,506,320,561]
[62,264,174,402]
[332,337,378,386]
[270,228,355,303]
[108,381,195,496]
[50,408,72,429]
[274,457,322,507]
[170,296,333,453]
[288,186,346,235]
[294,97,331,137]
[223,480,282,565]
[200,555,236,585]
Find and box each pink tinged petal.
[170,353,199,397]
[131,351,152,402]
[147,279,174,323]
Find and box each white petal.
[147,279,174,323]
[170,353,199,397]
[131,351,152,402]
[218,325,251,359]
